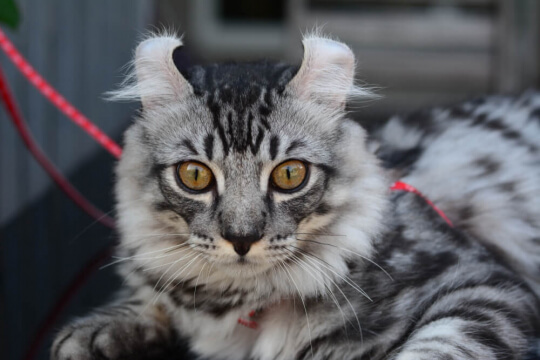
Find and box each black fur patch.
[286,140,305,154]
[378,146,423,170]
[269,135,280,160]
[204,133,214,160]
[464,325,514,360]
[181,139,198,155]
[314,202,331,215]
[178,62,300,157]
[458,205,474,221]
[498,181,516,193]
[474,156,500,176]
[530,108,540,123]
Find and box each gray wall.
[0,0,153,225]
[0,1,155,359]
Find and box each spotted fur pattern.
[52,33,540,360]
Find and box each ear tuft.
[106,32,192,108]
[288,34,375,109]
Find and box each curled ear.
[107,34,192,108]
[288,35,369,109]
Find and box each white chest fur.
[174,300,305,360]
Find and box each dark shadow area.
[1,145,121,360]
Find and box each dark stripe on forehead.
[205,91,278,157]
[181,139,198,156]
[204,134,214,160]
[186,66,304,157]
[260,115,271,131]
[259,105,271,117]
[227,112,234,141]
[259,104,271,130]
[251,126,265,155]
[264,90,273,107]
[207,95,230,156]
[269,135,280,160]
[286,140,305,155]
[246,112,254,153]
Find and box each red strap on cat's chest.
[237,181,453,329]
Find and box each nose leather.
[233,242,251,256]
[223,232,262,256]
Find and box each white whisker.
[291,245,372,302]
[153,254,203,305]
[278,260,314,360]
[193,262,207,311]
[286,252,349,328]
[150,253,196,299]
[287,247,363,339]
[101,243,190,269]
[142,248,194,272]
[296,238,394,281]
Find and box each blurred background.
[0,0,539,359]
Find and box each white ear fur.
[288,35,371,108]
[107,34,192,108]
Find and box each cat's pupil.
[194,168,199,181]
[286,167,291,179]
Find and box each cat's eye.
[271,160,308,192]
[177,161,214,192]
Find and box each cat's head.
[112,32,387,299]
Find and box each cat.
[51,32,540,360]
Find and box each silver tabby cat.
[52,32,540,360]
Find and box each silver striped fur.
[52,32,540,360]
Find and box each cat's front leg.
[51,297,177,360]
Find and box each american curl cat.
[52,32,540,360]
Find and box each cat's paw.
[51,316,172,360]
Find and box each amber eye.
[271,160,308,192]
[177,161,214,192]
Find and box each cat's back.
[372,91,540,296]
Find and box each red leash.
[0,28,122,159]
[0,66,115,229]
